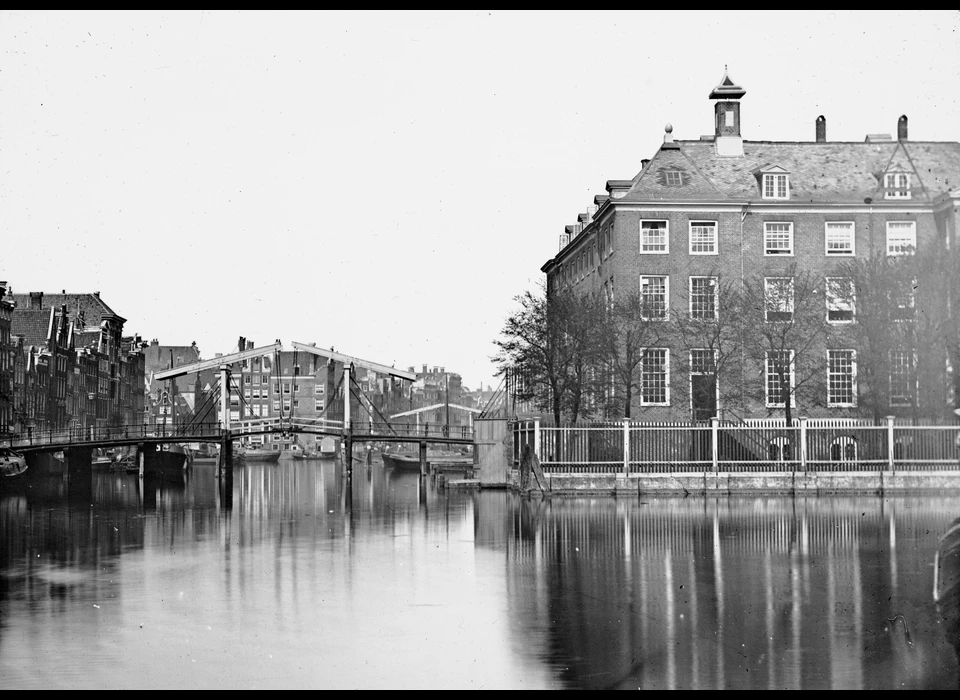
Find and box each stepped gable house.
[541,69,960,423]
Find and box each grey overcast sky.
[2,10,959,390]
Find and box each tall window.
[640,349,670,406]
[890,278,916,322]
[689,276,717,320]
[765,350,794,407]
[889,350,915,406]
[886,221,916,256]
[640,220,669,253]
[689,221,717,255]
[825,277,855,323]
[884,172,911,199]
[640,276,669,320]
[825,222,855,256]
[762,174,789,200]
[827,350,857,407]
[764,277,794,322]
[764,222,794,255]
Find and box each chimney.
[29,291,43,309]
[816,115,826,143]
[641,159,650,169]
[898,115,908,141]
[422,364,427,375]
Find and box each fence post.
[534,417,541,462]
[798,417,808,472]
[623,418,630,475]
[710,417,719,473]
[887,415,896,473]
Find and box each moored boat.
[1,446,28,478]
[381,449,474,471]
[237,447,282,463]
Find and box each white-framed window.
[825,277,855,323]
[243,374,251,385]
[690,348,717,374]
[663,170,683,186]
[640,348,670,406]
[765,350,795,407]
[886,221,916,256]
[283,383,291,394]
[315,384,325,396]
[764,222,794,255]
[689,221,718,255]
[640,275,669,320]
[889,350,916,407]
[252,404,261,416]
[640,220,669,254]
[890,279,916,322]
[315,400,325,412]
[884,172,911,199]
[827,349,857,407]
[689,276,717,320]
[764,277,794,322]
[273,400,280,411]
[252,374,261,385]
[273,381,280,393]
[825,222,855,256]
[762,174,789,200]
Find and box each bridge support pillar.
[419,441,428,476]
[218,435,233,477]
[344,432,353,480]
[65,446,93,502]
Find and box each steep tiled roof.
[10,309,50,347]
[9,292,124,328]
[622,140,960,204]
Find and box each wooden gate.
[475,417,509,486]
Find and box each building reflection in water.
[2,460,959,689]
[497,495,960,690]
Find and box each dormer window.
[762,173,789,200]
[884,172,911,199]
[663,170,682,186]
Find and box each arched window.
[768,436,793,462]
[830,436,858,462]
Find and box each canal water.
[1,457,959,689]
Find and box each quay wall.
[506,470,960,495]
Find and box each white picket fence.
[511,418,960,474]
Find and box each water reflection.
[499,495,960,689]
[1,461,958,689]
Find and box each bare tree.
[597,287,669,419]
[740,265,829,426]
[671,274,746,420]
[492,281,605,425]
[834,251,953,422]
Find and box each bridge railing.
[7,422,225,449]
[351,420,473,441]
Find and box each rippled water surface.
[1,457,959,689]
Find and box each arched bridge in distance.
[7,341,475,473]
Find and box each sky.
[1,10,959,391]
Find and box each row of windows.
[232,399,326,415]
[635,348,913,408]
[636,275,900,324]
[639,220,917,257]
[754,172,912,201]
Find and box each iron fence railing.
[512,418,960,474]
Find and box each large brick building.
[541,70,960,423]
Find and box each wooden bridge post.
[419,440,427,476]
[343,363,353,480]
